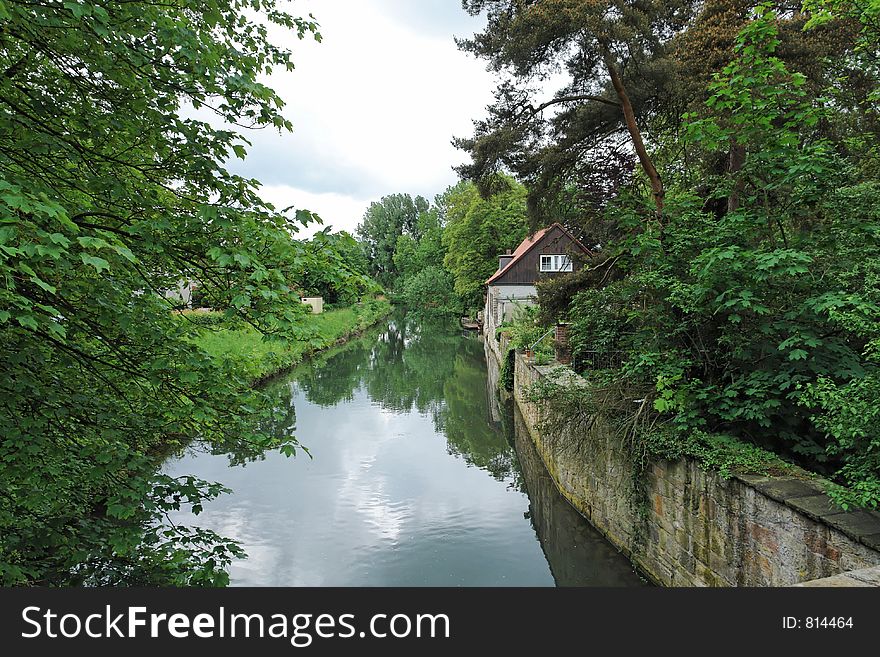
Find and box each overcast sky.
[229,0,493,237]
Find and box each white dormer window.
[539,254,572,272]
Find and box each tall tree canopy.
[456,0,863,228]
[393,209,462,314]
[507,3,880,509]
[457,0,697,221]
[0,1,333,584]
[356,193,430,287]
[298,229,378,304]
[441,178,529,312]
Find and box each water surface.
[164,314,644,586]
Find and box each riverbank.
[164,312,644,585]
[490,337,880,586]
[189,298,392,383]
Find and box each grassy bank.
[189,298,392,382]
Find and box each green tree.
[392,208,446,281]
[390,208,461,314]
[457,0,700,220]
[0,1,331,585]
[299,229,379,304]
[441,179,529,312]
[457,1,863,230]
[398,266,461,315]
[356,193,429,287]
[561,7,880,508]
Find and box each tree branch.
[598,43,665,219]
[530,94,621,116]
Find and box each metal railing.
[528,328,555,353]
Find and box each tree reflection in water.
[171,310,646,586]
[512,404,647,586]
[239,311,520,480]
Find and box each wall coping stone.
[861,533,880,551]
[750,477,823,501]
[795,565,880,587]
[785,494,848,522]
[826,511,880,546]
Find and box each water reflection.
[291,314,515,480]
[163,312,642,586]
[512,404,646,586]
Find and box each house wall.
[484,284,537,339]
[491,225,587,285]
[301,297,324,314]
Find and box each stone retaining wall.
[510,351,880,586]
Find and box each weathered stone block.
[708,525,730,559]
[748,521,779,551]
[826,511,880,540]
[751,478,823,502]
[861,533,880,551]
[709,549,737,584]
[839,549,878,574]
[642,556,673,586]
[695,559,728,587]
[676,548,696,575]
[734,474,773,487]
[674,527,692,552]
[845,565,880,586]
[795,573,873,587]
[692,536,709,563]
[698,494,717,523]
[785,494,847,522]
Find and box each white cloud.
[227,0,493,232]
[257,184,372,236]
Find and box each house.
[483,222,592,338]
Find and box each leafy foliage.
[0,1,359,584]
[297,229,379,305]
[440,178,529,312]
[356,194,465,315]
[496,305,548,352]
[191,300,392,382]
[356,193,430,287]
[354,178,531,318]
[458,1,867,232]
[457,0,700,218]
[479,5,880,507]
[397,266,460,315]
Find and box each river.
[163,313,645,586]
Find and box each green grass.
[190,299,391,382]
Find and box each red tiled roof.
[485,222,591,285]
[486,227,550,284]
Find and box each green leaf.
[788,349,809,361]
[77,236,111,250]
[49,231,71,245]
[29,275,56,294]
[15,314,38,330]
[80,253,110,273]
[110,243,137,262]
